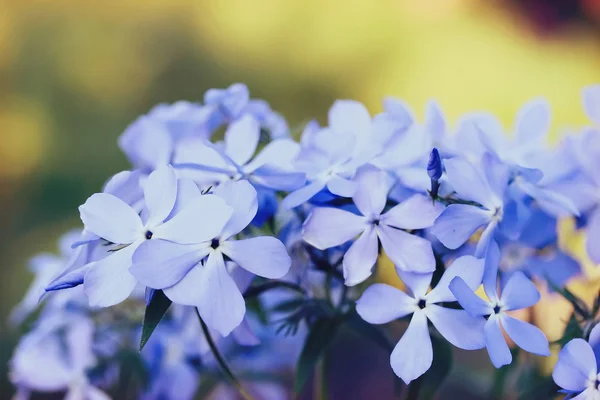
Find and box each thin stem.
[243,281,306,299]
[196,309,254,400]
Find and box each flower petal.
[342,227,379,286]
[425,305,485,350]
[352,167,391,217]
[163,265,204,306]
[382,194,442,230]
[484,315,512,368]
[302,207,367,249]
[444,157,497,209]
[515,98,550,147]
[395,269,433,300]
[79,193,143,244]
[196,252,245,336]
[326,176,357,197]
[586,208,600,264]
[583,84,600,125]
[356,283,415,324]
[430,204,491,250]
[249,164,306,191]
[378,225,435,274]
[482,241,501,303]
[282,180,327,209]
[221,237,291,279]
[213,180,258,239]
[153,194,233,244]
[499,271,540,311]
[129,240,207,289]
[225,114,260,166]
[553,338,596,392]
[144,165,178,227]
[83,244,138,307]
[390,311,433,384]
[426,255,484,303]
[500,314,550,357]
[244,139,300,172]
[448,277,492,317]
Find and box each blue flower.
[356,256,486,384]
[449,243,550,368]
[173,114,305,192]
[430,155,509,257]
[302,167,440,285]
[553,324,600,399]
[129,180,291,336]
[283,100,381,208]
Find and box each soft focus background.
[2,0,600,398]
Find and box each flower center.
[145,230,153,240]
[418,299,427,309]
[493,305,501,314]
[210,238,220,249]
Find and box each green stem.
[196,309,254,400]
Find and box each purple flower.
[130,180,291,336]
[302,167,440,285]
[449,243,550,368]
[553,324,600,399]
[356,256,486,383]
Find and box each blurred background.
[2,0,600,398]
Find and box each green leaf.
[546,279,590,318]
[295,317,342,394]
[139,289,172,351]
[419,334,453,400]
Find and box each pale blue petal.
[83,244,139,307]
[484,315,512,368]
[382,97,414,128]
[587,208,600,264]
[196,252,245,336]
[102,169,144,206]
[426,255,484,303]
[500,314,550,356]
[553,338,596,392]
[356,283,415,324]
[172,138,231,184]
[329,100,371,139]
[282,180,327,209]
[163,265,204,306]
[45,265,89,292]
[302,207,367,249]
[153,194,233,244]
[588,324,600,369]
[342,226,379,286]
[474,220,498,258]
[425,100,446,142]
[500,271,540,311]
[449,277,492,317]
[583,85,600,125]
[326,176,357,197]
[378,225,435,274]
[221,237,291,279]
[517,181,579,217]
[482,241,501,303]
[118,116,173,170]
[213,180,258,240]
[130,240,207,289]
[444,157,497,209]
[250,165,306,191]
[79,193,143,244]
[245,139,300,172]
[224,114,260,166]
[352,167,391,217]
[481,152,510,201]
[515,98,550,147]
[395,269,433,300]
[382,194,442,230]
[167,178,202,219]
[390,311,433,384]
[430,204,491,250]
[425,305,485,350]
[144,165,178,227]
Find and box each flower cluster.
[9,83,600,399]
